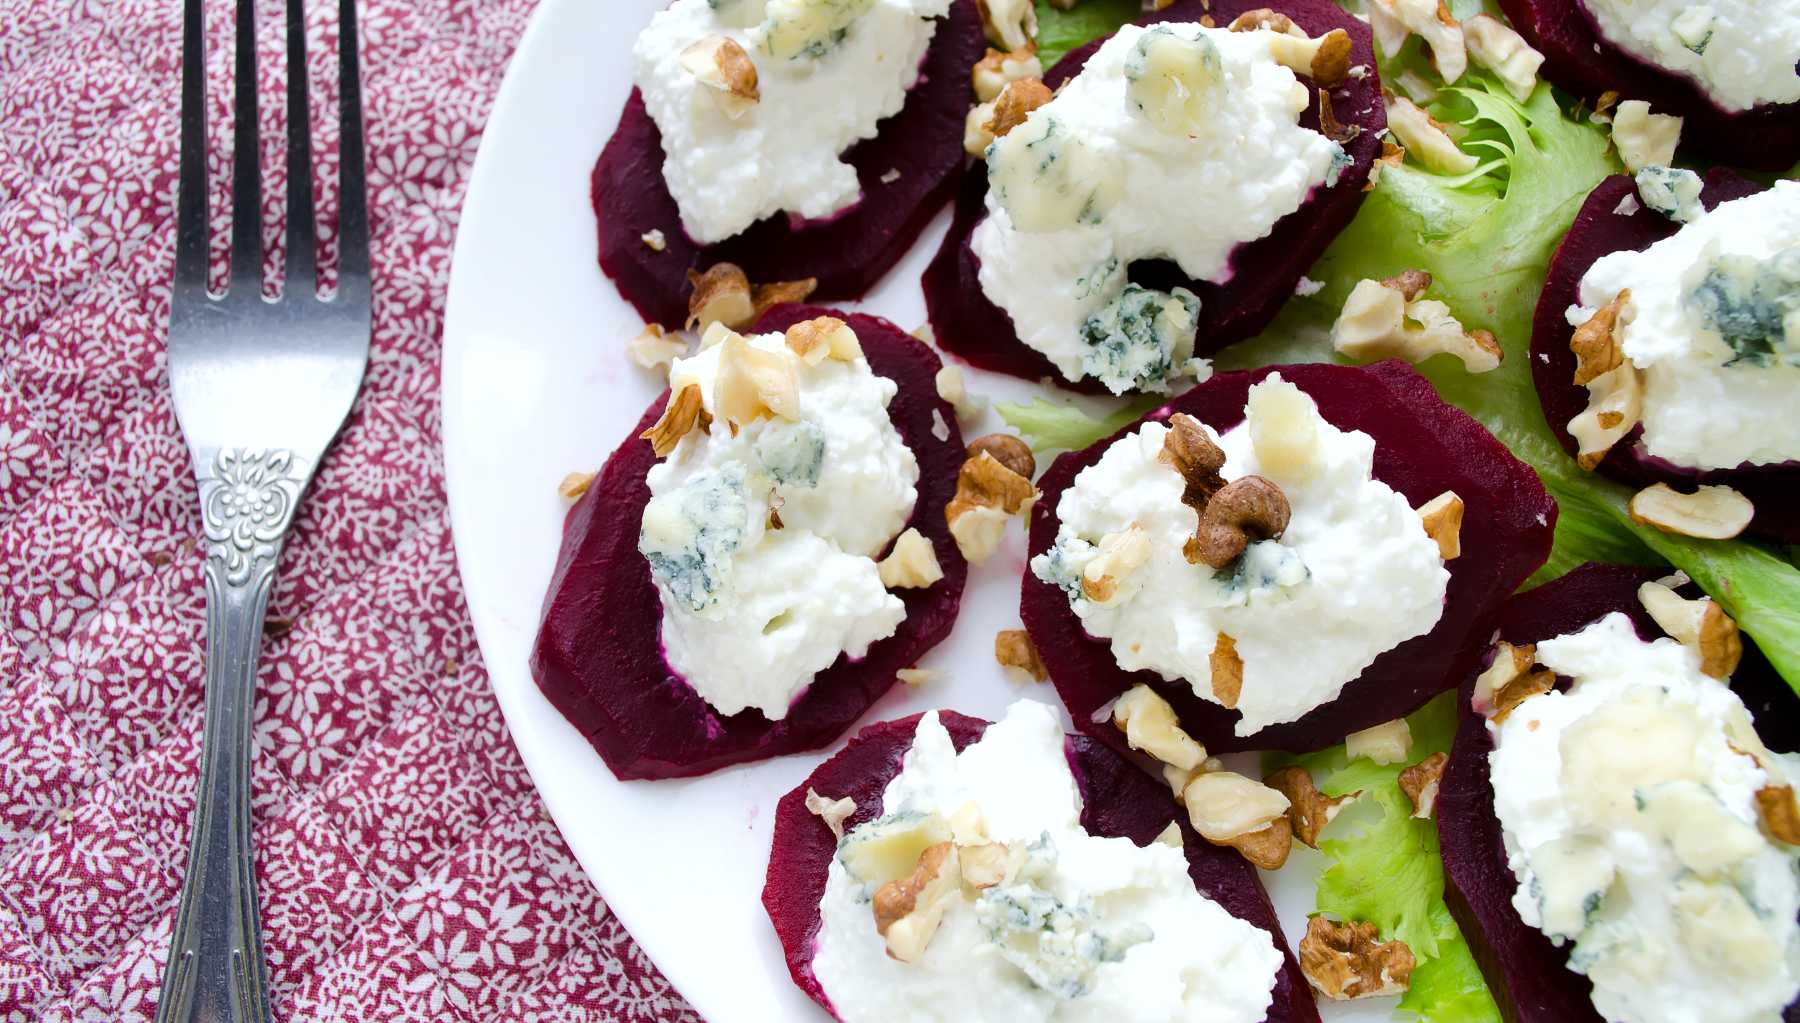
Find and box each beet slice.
[594,2,987,329]
[921,0,1386,390]
[1438,562,1800,1023]
[1022,360,1556,755]
[1495,0,1800,171]
[530,307,969,779]
[763,709,1322,1022]
[1532,170,1800,543]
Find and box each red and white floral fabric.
[0,0,699,1018]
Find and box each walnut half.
[1299,917,1416,1000]
[946,436,1038,564]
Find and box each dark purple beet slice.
[530,307,969,780]
[1532,170,1800,543]
[922,0,1386,390]
[1438,563,1800,1023]
[594,2,987,329]
[1496,0,1800,171]
[763,710,1322,1022]
[1023,360,1556,755]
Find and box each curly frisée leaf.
[1270,693,1502,1023]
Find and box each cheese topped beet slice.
[1023,361,1555,754]
[1532,170,1799,544]
[530,308,967,780]
[921,0,1385,390]
[1438,563,1800,1023]
[593,2,986,330]
[1495,0,1800,171]
[763,708,1322,1022]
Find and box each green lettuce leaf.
[997,394,1163,455]
[1034,0,1138,68]
[1270,694,1502,1023]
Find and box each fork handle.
[158,448,308,1023]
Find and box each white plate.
[442,2,1395,1019]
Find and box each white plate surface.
[442,2,1397,1019]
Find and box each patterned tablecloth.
[0,0,701,1018]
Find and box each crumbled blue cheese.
[1078,284,1202,394]
[1488,614,1800,1023]
[1030,375,1449,736]
[1579,0,1800,112]
[642,329,919,719]
[971,23,1337,394]
[811,701,1283,1021]
[633,0,952,244]
[1635,165,1704,223]
[1569,180,1800,469]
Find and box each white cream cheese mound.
[1030,375,1450,736]
[634,0,952,245]
[1487,613,1800,1023]
[970,24,1341,394]
[811,700,1283,1022]
[1569,180,1800,470]
[638,328,918,719]
[1578,0,1800,112]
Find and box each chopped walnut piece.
[713,332,800,426]
[1629,483,1754,541]
[628,322,685,369]
[873,842,961,963]
[946,442,1039,563]
[983,77,1052,140]
[1415,491,1464,560]
[934,364,986,424]
[1611,100,1682,174]
[1368,0,1465,82]
[958,841,1017,889]
[1226,819,1294,870]
[1472,640,1537,716]
[558,471,596,501]
[1144,0,1176,10]
[784,315,862,365]
[678,35,760,118]
[975,0,1036,52]
[896,667,939,687]
[1463,14,1542,102]
[972,44,1043,102]
[878,529,945,589]
[752,277,819,322]
[1183,770,1291,844]
[1227,8,1302,34]
[640,229,667,252]
[1637,579,1743,679]
[1245,374,1320,482]
[1399,752,1447,818]
[1756,785,1800,845]
[1316,89,1359,143]
[1571,290,1630,385]
[1191,476,1291,569]
[804,788,857,840]
[995,629,1047,682]
[1492,667,1555,724]
[640,383,711,457]
[1333,276,1501,373]
[1210,633,1244,710]
[1159,413,1227,520]
[1112,684,1207,771]
[1346,718,1412,766]
[1383,269,1432,301]
[1228,12,1353,86]
[1592,90,1620,124]
[1081,526,1152,605]
[1569,361,1644,470]
[1383,93,1478,174]
[1265,765,1358,847]
[686,263,756,332]
[967,433,1035,480]
[1299,917,1417,1000]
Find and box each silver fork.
[157,0,369,1018]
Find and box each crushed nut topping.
[1383,92,1477,174]
[995,629,1047,682]
[628,322,685,369]
[1265,765,1358,848]
[1345,718,1412,766]
[686,263,756,332]
[967,433,1036,480]
[896,667,939,687]
[1637,579,1743,679]
[1610,100,1682,174]
[1112,684,1207,771]
[1368,0,1465,83]
[1571,289,1630,385]
[1569,360,1644,470]
[1317,89,1359,143]
[784,315,862,365]
[1416,491,1464,561]
[957,841,1017,889]
[984,77,1052,139]
[1471,640,1536,716]
[1333,275,1501,374]
[1225,819,1294,870]
[1383,269,1433,301]
[640,383,712,457]
[1210,633,1244,710]
[1462,14,1542,103]
[640,228,668,252]
[558,471,596,501]
[1228,12,1352,86]
[1081,526,1153,605]
[1227,8,1303,35]
[946,439,1039,563]
[752,277,819,322]
[1756,785,1800,845]
[878,528,945,589]
[975,0,1037,52]
[1629,483,1754,541]
[1160,413,1227,516]
[972,44,1043,103]
[873,842,961,963]
[1299,917,1417,1000]
[804,788,857,839]
[1398,752,1447,818]
[713,332,801,426]
[678,35,760,118]
[1491,664,1555,724]
[1182,770,1291,843]
[934,364,986,424]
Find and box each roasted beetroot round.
[921,0,1385,389]
[1495,0,1800,171]
[1022,360,1556,755]
[763,709,1322,1022]
[1532,170,1799,543]
[1438,562,1800,1023]
[530,307,968,779]
[594,2,987,329]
